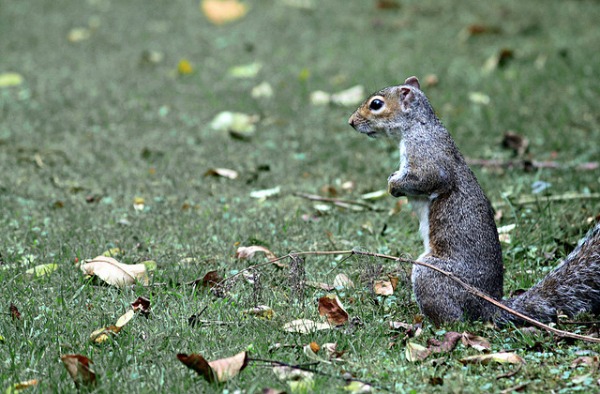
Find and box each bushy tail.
[498,223,600,325]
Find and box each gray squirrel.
[348,76,600,326]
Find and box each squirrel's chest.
[411,197,432,260]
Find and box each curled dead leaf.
[60,354,96,388]
[461,332,491,351]
[460,352,525,365]
[405,341,431,362]
[80,256,148,288]
[282,319,331,333]
[90,310,134,344]
[10,303,21,321]
[177,351,248,383]
[333,273,354,289]
[235,245,277,261]
[318,294,349,326]
[201,0,248,25]
[373,280,394,296]
[204,168,239,180]
[131,296,151,317]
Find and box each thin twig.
[494,193,600,207]
[293,192,384,211]
[248,357,391,392]
[466,158,599,171]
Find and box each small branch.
[466,158,599,171]
[293,192,384,211]
[494,192,600,208]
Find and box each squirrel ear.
[399,87,416,111]
[404,76,420,89]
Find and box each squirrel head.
[348,76,431,141]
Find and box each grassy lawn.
[1,0,599,392]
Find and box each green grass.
[1,0,599,392]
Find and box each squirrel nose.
[348,117,355,127]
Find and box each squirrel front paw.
[387,172,406,198]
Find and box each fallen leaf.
[309,342,320,353]
[115,309,134,328]
[468,92,490,105]
[131,296,151,317]
[502,131,529,156]
[427,331,463,353]
[318,294,349,326]
[310,90,331,105]
[483,48,514,73]
[80,256,148,288]
[242,305,274,319]
[177,59,194,75]
[67,27,91,42]
[282,319,331,333]
[60,354,96,388]
[177,351,248,382]
[9,303,21,321]
[344,380,373,393]
[204,167,239,179]
[101,247,123,257]
[25,263,58,277]
[306,281,335,291]
[0,72,24,88]
[251,82,273,98]
[373,280,394,296]
[331,85,365,107]
[303,343,331,364]
[333,273,354,289]
[262,389,287,394]
[322,342,346,360]
[460,352,525,365]
[90,309,135,343]
[201,0,248,25]
[133,197,145,212]
[201,270,223,287]
[236,245,277,260]
[360,190,388,200]
[405,341,431,362]
[570,356,599,369]
[272,366,314,392]
[461,332,491,351]
[210,111,258,133]
[376,0,400,9]
[229,62,262,78]
[250,186,281,199]
[7,379,39,391]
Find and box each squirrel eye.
[369,98,384,111]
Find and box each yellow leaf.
[405,341,431,362]
[460,352,525,365]
[201,0,248,25]
[0,73,24,88]
[6,379,39,393]
[242,305,274,319]
[25,263,58,277]
[177,59,194,75]
[282,319,331,334]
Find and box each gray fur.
[349,78,600,326]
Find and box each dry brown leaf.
[570,356,599,369]
[373,280,394,296]
[9,303,21,321]
[177,351,248,382]
[405,341,431,362]
[235,245,277,261]
[201,0,248,25]
[90,310,134,343]
[309,341,320,353]
[80,256,148,288]
[322,342,346,360]
[201,270,223,288]
[461,332,491,351]
[204,168,239,180]
[131,296,151,317]
[318,294,349,326]
[282,319,331,333]
[60,354,96,388]
[427,331,463,353]
[460,352,525,365]
[9,379,39,390]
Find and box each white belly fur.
[410,197,431,261]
